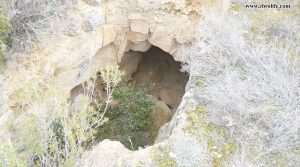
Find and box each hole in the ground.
[123,46,188,112]
[70,46,188,150]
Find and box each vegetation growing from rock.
[0,141,25,167]
[0,0,298,166]
[182,4,300,166]
[2,67,123,166]
[0,5,10,64]
[112,82,154,131]
[1,0,75,51]
[152,146,177,167]
[96,82,155,150]
[185,107,236,167]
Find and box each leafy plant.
[0,6,10,64]
[7,67,123,166]
[0,8,10,33]
[112,82,155,131]
[0,142,26,167]
[95,82,155,150]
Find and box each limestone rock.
[82,10,104,32]
[55,44,118,92]
[102,24,118,46]
[0,0,212,166]
[159,88,182,109]
[175,23,196,44]
[79,139,132,167]
[154,122,171,143]
[119,51,143,78]
[126,31,148,43]
[149,25,176,53]
[128,12,145,20]
[151,100,172,132]
[136,0,164,10]
[128,41,151,52]
[130,21,150,35]
[82,0,101,6]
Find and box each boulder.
[151,100,172,132]
[79,139,132,167]
[159,88,182,109]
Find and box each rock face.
[79,79,205,166]
[150,100,172,135]
[16,0,202,95]
[119,51,143,79]
[0,0,226,166]
[1,0,298,166]
[131,46,188,111]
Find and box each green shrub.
[0,8,10,33]
[0,142,26,167]
[8,86,94,166]
[112,83,155,131]
[7,67,123,166]
[95,82,155,150]
[0,7,10,64]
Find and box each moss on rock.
[184,107,237,167]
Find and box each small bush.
[0,6,10,64]
[7,67,123,166]
[112,83,155,131]
[182,6,299,166]
[1,0,75,51]
[0,142,26,167]
[0,8,10,33]
[95,82,155,150]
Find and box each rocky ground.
[0,0,299,166]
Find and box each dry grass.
[1,0,75,51]
[182,3,299,166]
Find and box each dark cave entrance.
[70,46,188,150]
[122,46,188,112]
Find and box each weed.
[0,6,10,64]
[112,82,155,131]
[6,67,123,166]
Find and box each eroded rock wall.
[0,0,225,166]
[37,0,206,93]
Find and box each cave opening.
[120,46,188,112]
[70,46,188,150]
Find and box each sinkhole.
[70,46,188,150]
